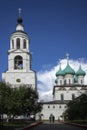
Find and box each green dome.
[56,66,65,77]
[76,65,86,76]
[63,63,75,75]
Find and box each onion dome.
[16,17,24,31]
[17,17,23,24]
[16,8,24,31]
[74,75,78,83]
[56,65,65,77]
[76,65,86,76]
[63,63,75,75]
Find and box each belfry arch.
[14,56,23,69]
[16,38,20,49]
[23,39,26,49]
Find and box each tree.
[18,85,42,118]
[0,82,42,121]
[0,82,11,115]
[64,93,87,120]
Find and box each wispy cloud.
[37,58,87,101]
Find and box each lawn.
[0,120,35,130]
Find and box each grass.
[65,120,87,125]
[0,120,35,130]
[71,120,87,125]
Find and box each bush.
[71,120,87,125]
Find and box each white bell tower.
[2,9,37,89]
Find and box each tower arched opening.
[16,38,20,49]
[14,56,23,69]
[12,39,14,49]
[23,39,26,49]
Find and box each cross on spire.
[78,58,82,67]
[66,53,69,64]
[18,8,22,17]
[17,8,23,24]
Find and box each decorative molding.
[80,87,87,90]
[69,87,77,90]
[58,87,66,90]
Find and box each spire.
[66,53,69,64]
[63,53,75,75]
[56,59,65,77]
[16,8,24,31]
[18,8,22,17]
[17,8,23,24]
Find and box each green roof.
[76,65,86,76]
[63,63,75,75]
[56,66,65,77]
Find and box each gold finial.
[18,8,22,17]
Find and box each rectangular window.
[61,94,64,102]
[48,106,50,108]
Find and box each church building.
[2,10,87,121]
[40,54,87,121]
[2,10,36,90]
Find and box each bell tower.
[8,9,31,72]
[2,9,36,89]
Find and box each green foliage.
[0,82,42,120]
[0,82,11,114]
[71,120,87,125]
[64,93,87,120]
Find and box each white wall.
[40,104,66,120]
[2,70,36,89]
[54,86,85,100]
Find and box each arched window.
[23,39,26,49]
[60,80,62,85]
[16,38,20,49]
[72,94,75,100]
[61,94,64,102]
[69,79,71,84]
[12,39,14,49]
[64,80,66,85]
[59,105,61,108]
[81,80,83,84]
[53,106,55,108]
[14,56,23,69]
[48,106,50,108]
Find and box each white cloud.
[37,58,87,101]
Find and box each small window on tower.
[12,39,14,49]
[16,38,20,49]
[23,39,26,49]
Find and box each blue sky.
[0,0,87,100]
[0,0,87,73]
